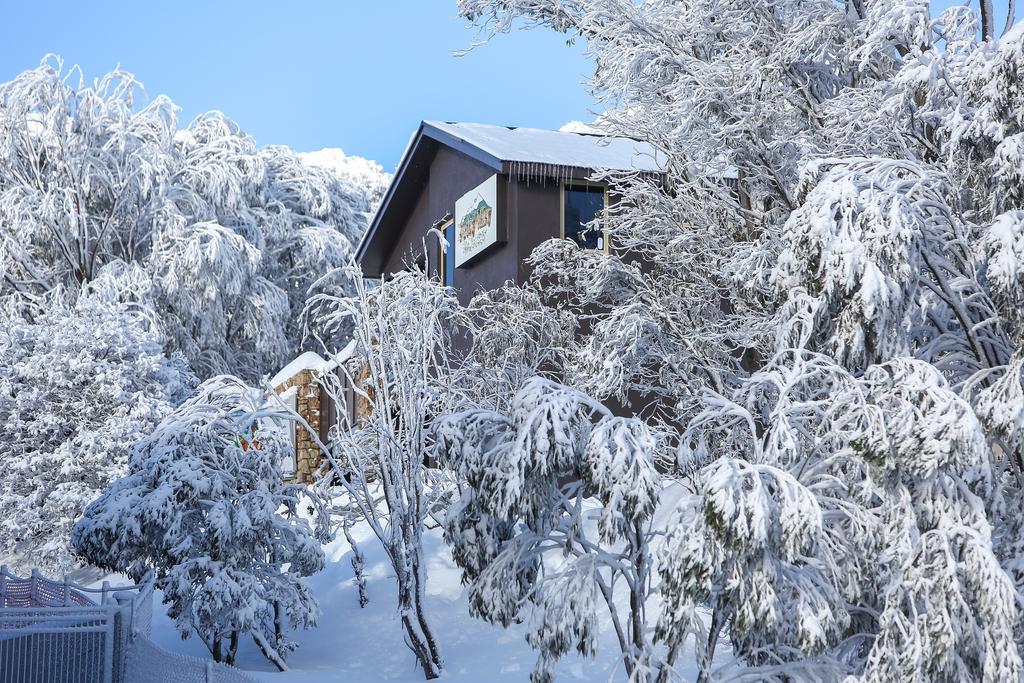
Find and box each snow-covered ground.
[145,520,692,683]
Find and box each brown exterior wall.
[513,180,561,282]
[371,145,667,420]
[378,145,566,306]
[383,146,501,305]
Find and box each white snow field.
[144,518,707,682]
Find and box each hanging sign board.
[454,175,504,267]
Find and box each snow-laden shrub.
[436,377,670,683]
[857,359,1020,682]
[0,291,193,574]
[72,376,324,670]
[672,350,1021,681]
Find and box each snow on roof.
[425,121,668,174]
[269,351,331,388]
[269,340,360,389]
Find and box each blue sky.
[0,2,596,171]
[1,2,1020,171]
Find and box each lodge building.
[355,121,667,296]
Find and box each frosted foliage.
[0,57,388,381]
[664,351,860,677]
[701,459,820,562]
[660,457,845,670]
[856,359,1021,683]
[665,350,1022,680]
[0,293,193,574]
[298,148,391,207]
[450,1,1024,679]
[72,376,325,670]
[993,135,1024,211]
[309,268,460,680]
[772,160,934,369]
[984,210,1024,336]
[859,359,988,479]
[975,357,1024,454]
[466,285,575,388]
[437,378,674,683]
[583,417,660,542]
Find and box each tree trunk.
[254,628,289,672]
[697,607,724,683]
[412,561,442,670]
[980,0,994,40]
[345,522,369,608]
[274,600,284,645]
[226,630,239,666]
[401,612,441,679]
[396,566,442,679]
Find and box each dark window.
[444,222,456,287]
[563,185,606,250]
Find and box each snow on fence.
[0,566,144,683]
[123,636,260,683]
[0,567,256,683]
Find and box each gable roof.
[355,121,667,277]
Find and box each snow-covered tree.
[458,282,576,410]
[668,340,1022,680]
[71,376,325,670]
[299,148,391,207]
[308,265,460,679]
[0,289,193,574]
[0,56,387,381]
[452,0,1024,679]
[436,377,674,683]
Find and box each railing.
[0,566,152,683]
[0,566,257,683]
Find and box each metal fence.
[0,605,114,683]
[0,566,147,683]
[0,566,255,683]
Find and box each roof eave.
[498,161,668,179]
[355,124,423,269]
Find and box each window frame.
[560,181,610,253]
[436,217,456,287]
